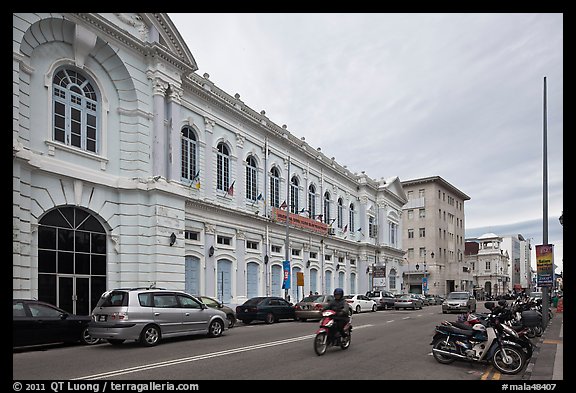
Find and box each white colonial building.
[13,13,408,314]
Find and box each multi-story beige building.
[401,176,470,297]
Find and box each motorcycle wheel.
[340,332,351,350]
[314,332,328,356]
[432,339,457,364]
[533,326,543,337]
[526,328,536,339]
[492,345,526,375]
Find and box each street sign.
[296,271,304,286]
[282,260,291,289]
[536,244,554,288]
[372,266,386,288]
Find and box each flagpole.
[284,156,291,301]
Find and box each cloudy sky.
[169,13,563,273]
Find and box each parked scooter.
[431,301,529,374]
[313,309,352,356]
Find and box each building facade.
[400,177,470,297]
[465,233,511,298]
[13,13,408,314]
[500,234,533,293]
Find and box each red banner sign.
[272,207,329,235]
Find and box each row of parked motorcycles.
[430,296,550,374]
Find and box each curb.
[522,319,552,380]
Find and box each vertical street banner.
[282,260,291,289]
[536,244,554,288]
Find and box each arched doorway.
[185,256,200,295]
[37,206,107,315]
[246,262,259,299]
[271,264,282,297]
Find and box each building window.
[389,222,396,245]
[407,248,414,259]
[270,167,280,208]
[419,189,425,198]
[309,251,318,259]
[349,204,355,232]
[291,249,301,257]
[419,209,426,218]
[246,240,259,250]
[308,184,316,218]
[217,235,232,246]
[408,229,414,239]
[419,248,426,258]
[338,257,344,263]
[419,228,426,238]
[184,231,199,241]
[389,269,397,290]
[325,255,332,261]
[408,210,414,220]
[485,261,491,270]
[350,258,356,265]
[324,192,331,224]
[245,156,258,201]
[290,177,299,214]
[407,190,413,199]
[337,198,344,229]
[271,245,282,254]
[52,68,99,153]
[368,216,376,238]
[181,127,197,183]
[216,143,230,192]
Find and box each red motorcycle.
[313,309,352,356]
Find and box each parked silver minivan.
[88,287,228,346]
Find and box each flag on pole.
[357,227,362,232]
[192,170,200,190]
[280,200,287,209]
[257,193,263,201]
[343,224,348,233]
[226,180,235,196]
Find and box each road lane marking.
[402,316,411,320]
[386,320,395,323]
[481,365,494,380]
[73,324,374,380]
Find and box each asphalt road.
[13,304,523,381]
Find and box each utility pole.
[541,76,551,328]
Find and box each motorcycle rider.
[324,288,350,339]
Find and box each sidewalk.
[523,307,563,380]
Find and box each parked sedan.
[236,296,296,324]
[194,295,237,328]
[394,294,424,310]
[344,294,377,314]
[426,295,439,305]
[294,294,334,321]
[13,299,100,348]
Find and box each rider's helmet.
[334,288,344,299]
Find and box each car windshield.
[301,295,323,302]
[343,295,354,299]
[400,295,412,299]
[447,293,469,300]
[96,290,128,307]
[366,291,380,297]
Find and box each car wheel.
[300,318,307,322]
[227,314,236,329]
[208,319,224,337]
[80,327,101,345]
[107,339,125,346]
[265,312,275,324]
[348,308,353,317]
[372,304,377,312]
[140,324,161,347]
[442,311,447,314]
[355,305,361,314]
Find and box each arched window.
[308,184,316,218]
[181,127,197,182]
[324,192,331,224]
[270,167,280,208]
[389,268,397,290]
[52,68,99,153]
[290,177,299,214]
[337,198,344,229]
[216,143,230,192]
[349,203,355,232]
[245,156,258,201]
[38,206,106,315]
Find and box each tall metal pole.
[542,77,550,327]
[284,156,291,301]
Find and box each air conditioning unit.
[328,228,336,235]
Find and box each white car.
[343,294,377,314]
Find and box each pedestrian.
[314,291,319,295]
[309,291,313,296]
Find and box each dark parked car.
[236,296,296,324]
[194,295,237,328]
[13,299,100,348]
[294,294,334,321]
